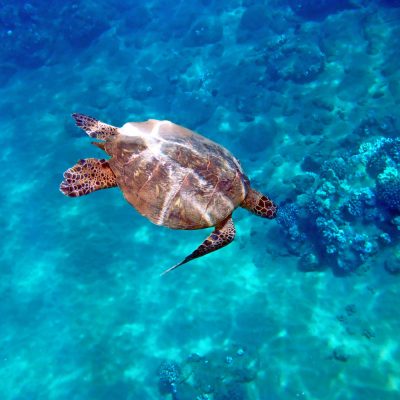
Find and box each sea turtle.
[60,114,277,274]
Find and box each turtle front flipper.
[72,113,118,140]
[161,216,236,275]
[241,188,277,219]
[60,158,117,197]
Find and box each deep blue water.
[1,0,400,399]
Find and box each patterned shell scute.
[107,120,248,229]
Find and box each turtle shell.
[106,120,249,229]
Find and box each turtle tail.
[72,113,119,140]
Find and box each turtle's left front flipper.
[60,158,117,197]
[161,216,236,275]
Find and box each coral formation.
[156,346,257,399]
[276,116,400,274]
[158,360,181,396]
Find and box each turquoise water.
[1,1,400,399]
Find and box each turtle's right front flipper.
[60,158,117,197]
[241,188,277,219]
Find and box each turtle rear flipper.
[72,113,118,140]
[60,158,117,197]
[161,215,236,275]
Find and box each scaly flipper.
[161,215,236,275]
[241,188,277,219]
[60,158,117,197]
[72,113,118,140]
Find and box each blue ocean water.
[1,0,400,399]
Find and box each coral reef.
[277,116,400,274]
[158,360,181,396]
[156,346,257,399]
[376,168,400,212]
